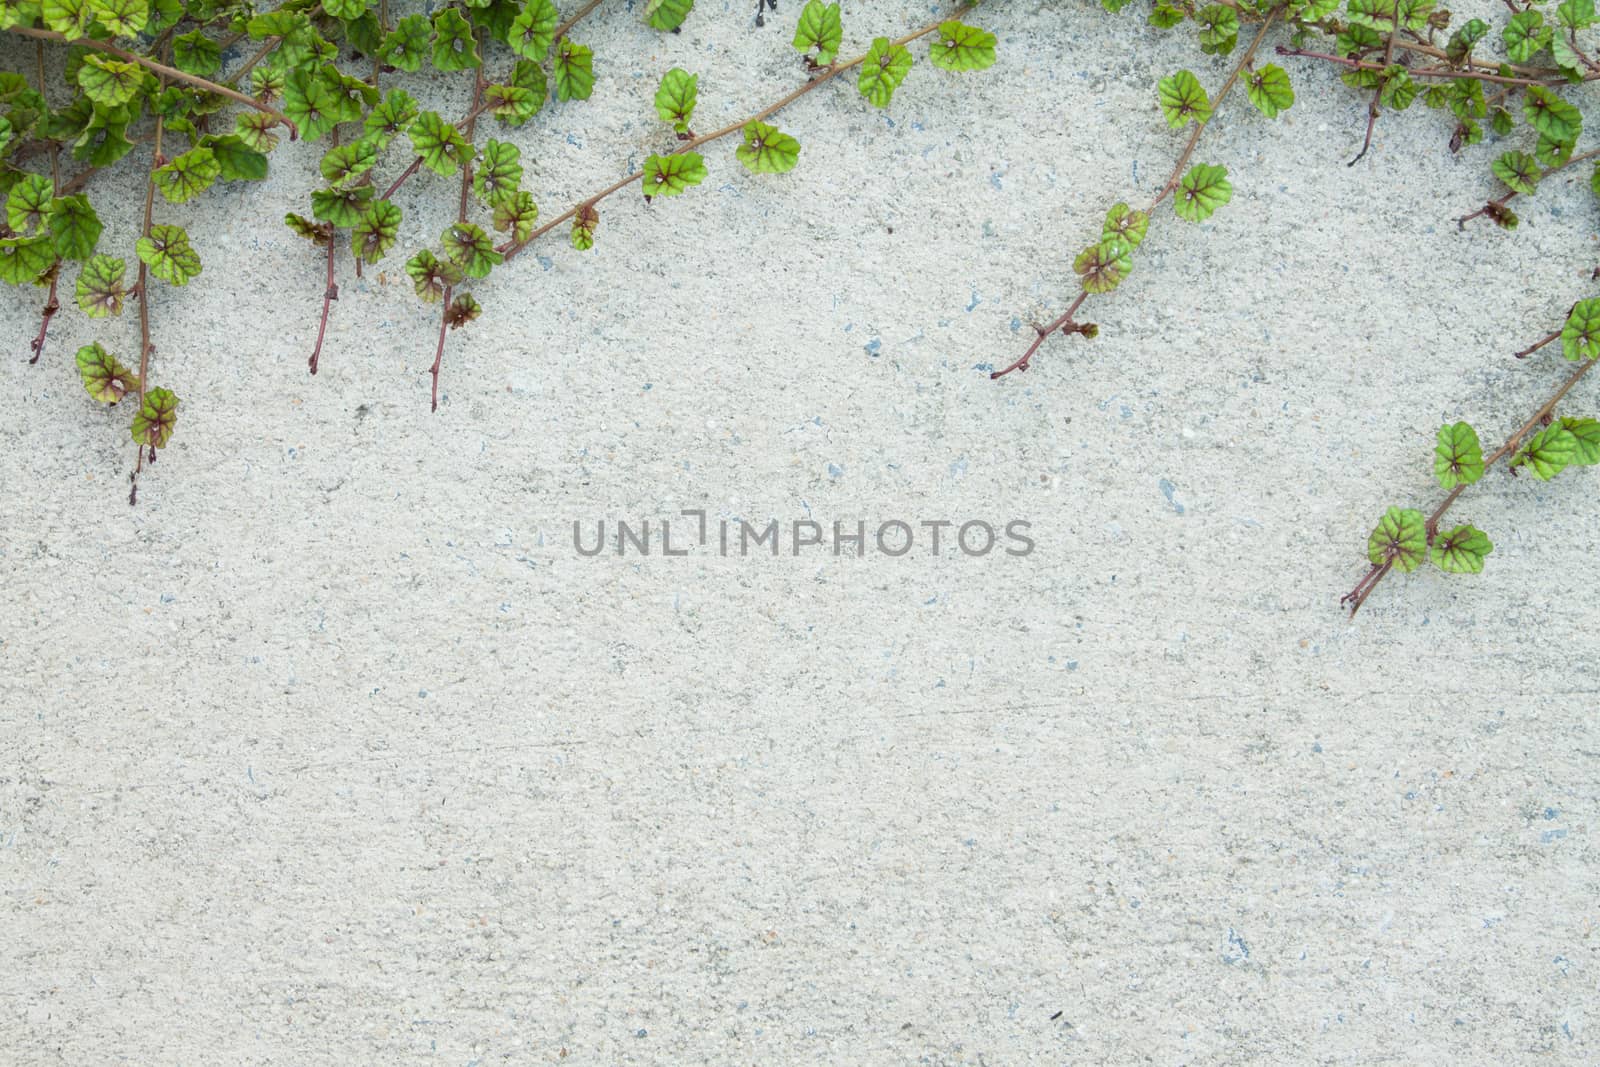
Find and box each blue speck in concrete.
[1010,317,1021,332]
[1066,661,1078,671]
[1159,478,1185,515]
[865,338,881,355]
[827,463,843,478]
[1542,829,1568,843]
[966,290,981,312]
[1544,807,1559,819]
[950,457,968,476]
[1224,928,1250,963]
[537,256,553,271]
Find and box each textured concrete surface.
[3,1,1598,1062]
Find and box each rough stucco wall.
[2,0,1597,1062]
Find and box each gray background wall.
[3,0,1596,1062]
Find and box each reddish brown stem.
[1279,45,1597,87]
[308,232,337,375]
[29,274,59,363]
[431,41,486,413]
[1457,145,1600,228]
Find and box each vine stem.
[28,40,60,364]
[1342,352,1600,615]
[431,43,486,412]
[991,11,1277,380]
[1348,9,1403,166]
[3,24,298,134]
[129,100,165,505]
[554,0,604,39]
[1278,45,1599,88]
[499,14,952,260]
[308,132,340,376]
[1456,145,1600,228]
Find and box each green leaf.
[1246,64,1293,118]
[200,135,268,182]
[1348,0,1431,33]
[1489,106,1514,135]
[1103,202,1149,248]
[1291,0,1340,20]
[571,203,599,250]
[408,111,473,177]
[1491,150,1540,195]
[793,0,843,65]
[131,386,179,449]
[644,0,693,31]
[1073,237,1133,293]
[283,212,329,243]
[1433,421,1484,488]
[1378,65,1417,111]
[284,66,358,142]
[1558,416,1600,464]
[321,137,378,186]
[1174,163,1232,222]
[441,221,503,278]
[77,55,148,108]
[858,37,913,108]
[135,223,200,285]
[1503,12,1550,64]
[508,0,559,59]
[736,120,801,174]
[153,146,219,203]
[432,8,480,72]
[1561,298,1600,361]
[473,138,522,208]
[1158,70,1212,129]
[1149,4,1186,27]
[1522,86,1581,145]
[0,234,54,284]
[47,194,100,259]
[1445,17,1489,63]
[1551,28,1589,77]
[88,0,147,36]
[42,0,91,38]
[6,173,52,233]
[352,199,401,263]
[642,151,706,198]
[1558,0,1596,30]
[234,112,281,153]
[1431,525,1493,574]
[1511,425,1577,479]
[310,184,375,226]
[485,83,543,126]
[74,254,125,316]
[1592,161,1600,200]
[1195,4,1239,54]
[1366,506,1427,572]
[405,248,462,303]
[655,68,699,134]
[492,190,538,243]
[928,21,997,72]
[446,292,481,328]
[73,113,137,168]
[172,30,221,76]
[379,13,431,72]
[75,341,137,403]
[363,89,419,148]
[323,0,368,18]
[1536,133,1574,168]
[554,40,595,101]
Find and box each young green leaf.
[1149,3,1187,27]
[0,235,55,284]
[317,140,375,189]
[135,224,200,285]
[736,121,801,174]
[644,0,693,31]
[1431,524,1493,573]
[858,37,913,108]
[1195,4,1239,54]
[75,341,138,403]
[1445,17,1489,63]
[1559,0,1596,29]
[1366,506,1427,572]
[405,248,463,302]
[1103,202,1149,248]
[352,200,401,263]
[154,146,220,203]
[379,14,432,73]
[47,194,100,259]
[310,184,375,227]
[6,173,52,233]
[655,69,699,134]
[442,222,503,278]
[1560,298,1600,361]
[508,0,559,59]
[1511,425,1577,479]
[1378,65,1417,111]
[1536,133,1574,169]
[42,0,92,39]
[284,66,358,142]
[1559,416,1600,464]
[432,8,480,72]
[200,135,269,182]
[446,292,482,328]
[1158,70,1212,129]
[235,112,281,152]
[1433,421,1484,488]
[492,191,538,243]
[572,203,599,250]
[323,0,369,19]
[77,55,147,108]
[1246,64,1294,118]
[642,152,707,199]
[554,40,596,101]
[74,254,126,316]
[1491,150,1541,195]
[792,0,843,65]
[928,21,997,72]
[486,83,544,126]
[1523,85,1581,144]
[364,89,419,149]
[131,386,179,449]
[408,111,473,176]
[171,30,220,76]
[88,0,148,37]
[1174,163,1232,222]
[1073,237,1133,294]
[473,139,523,208]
